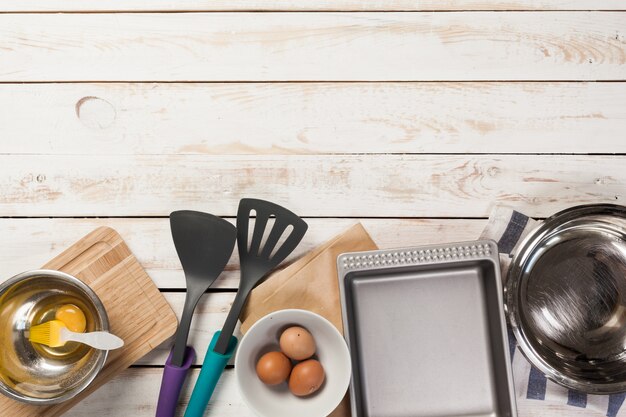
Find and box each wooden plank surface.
[137,292,236,366]
[1,2,621,416]
[2,82,625,155]
[0,217,488,364]
[66,369,250,417]
[0,154,622,217]
[64,368,608,417]
[0,218,487,289]
[2,0,625,12]
[1,13,625,82]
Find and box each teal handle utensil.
[184,331,237,417]
[184,199,307,417]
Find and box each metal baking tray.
[337,240,516,417]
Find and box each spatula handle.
[156,346,196,417]
[184,331,237,417]
[213,288,249,354]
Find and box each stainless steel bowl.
[506,204,626,394]
[0,270,109,404]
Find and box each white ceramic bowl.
[235,309,351,417]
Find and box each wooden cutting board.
[1,226,178,416]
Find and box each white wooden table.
[1,1,625,416]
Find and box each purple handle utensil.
[155,346,196,417]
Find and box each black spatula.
[184,199,308,417]
[155,211,236,417]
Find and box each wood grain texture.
[1,13,625,82]
[64,368,608,417]
[65,368,252,417]
[1,0,625,12]
[137,292,235,365]
[0,218,487,289]
[0,154,622,217]
[2,82,625,154]
[0,227,178,416]
[0,217,489,364]
[1,2,622,415]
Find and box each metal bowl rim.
[0,269,109,404]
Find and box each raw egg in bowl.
[0,270,109,404]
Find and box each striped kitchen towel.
[480,206,626,417]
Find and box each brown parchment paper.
[240,223,378,417]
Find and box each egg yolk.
[55,304,87,333]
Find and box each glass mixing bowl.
[0,269,109,404]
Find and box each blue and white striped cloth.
[480,206,626,417]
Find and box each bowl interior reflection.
[511,206,626,393]
[0,272,108,404]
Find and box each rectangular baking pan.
[337,240,516,417]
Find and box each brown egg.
[256,351,292,385]
[288,359,325,397]
[279,326,316,360]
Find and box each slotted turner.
[185,199,308,417]
[156,211,237,417]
